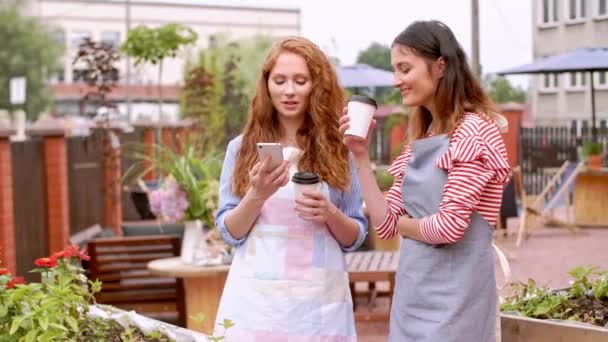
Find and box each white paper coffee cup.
[344,95,378,139]
[292,172,321,199]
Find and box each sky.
[198,0,532,87]
[145,0,534,87]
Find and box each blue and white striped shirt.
[215,135,368,252]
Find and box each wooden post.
[98,123,132,236]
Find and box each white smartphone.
[256,143,284,170]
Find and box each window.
[596,71,608,88]
[540,0,560,25]
[101,31,120,47]
[541,73,560,90]
[568,71,588,89]
[50,29,65,47]
[50,67,65,84]
[597,0,607,16]
[73,69,87,83]
[70,30,91,48]
[568,0,587,21]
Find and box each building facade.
[531,0,608,126]
[25,0,301,119]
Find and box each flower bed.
[0,245,230,341]
[500,266,608,341]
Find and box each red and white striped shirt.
[376,113,510,244]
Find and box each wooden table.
[147,257,229,334]
[573,168,608,227]
[346,251,399,321]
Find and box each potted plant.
[124,142,229,266]
[500,266,608,341]
[581,141,604,170]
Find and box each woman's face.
[391,45,444,109]
[267,52,312,120]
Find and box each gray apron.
[389,134,496,342]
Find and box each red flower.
[34,257,58,268]
[0,268,9,276]
[6,276,25,289]
[52,251,65,260]
[53,245,90,261]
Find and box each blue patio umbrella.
[498,47,608,140]
[336,63,394,88]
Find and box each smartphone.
[256,143,284,170]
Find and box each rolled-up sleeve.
[338,155,368,252]
[215,137,248,246]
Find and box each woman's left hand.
[294,191,338,223]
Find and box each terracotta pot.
[587,154,604,170]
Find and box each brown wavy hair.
[393,20,497,142]
[231,36,350,197]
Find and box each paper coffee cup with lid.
[344,95,378,139]
[292,171,321,199]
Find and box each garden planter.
[500,312,608,342]
[89,304,211,342]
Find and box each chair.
[87,235,186,326]
[512,163,582,247]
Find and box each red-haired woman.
[214,36,367,341]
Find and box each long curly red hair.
[232,36,350,197]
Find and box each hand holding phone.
[256,143,284,170]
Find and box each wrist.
[244,189,267,206]
[352,154,371,169]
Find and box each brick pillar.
[497,102,525,168]
[28,120,70,253]
[174,119,195,154]
[0,124,16,274]
[162,126,174,151]
[174,126,185,154]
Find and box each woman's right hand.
[339,107,376,159]
[247,156,290,201]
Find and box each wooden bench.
[87,235,186,327]
[346,251,399,321]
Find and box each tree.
[484,74,527,104]
[356,42,392,71]
[0,1,63,120]
[356,42,401,104]
[181,35,274,151]
[121,23,197,118]
[72,37,120,116]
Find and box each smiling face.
[267,52,313,120]
[391,45,444,110]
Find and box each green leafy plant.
[0,246,234,340]
[581,141,603,158]
[501,266,608,327]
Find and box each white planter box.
[89,305,210,342]
[500,313,608,342]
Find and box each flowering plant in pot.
[124,143,230,266]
